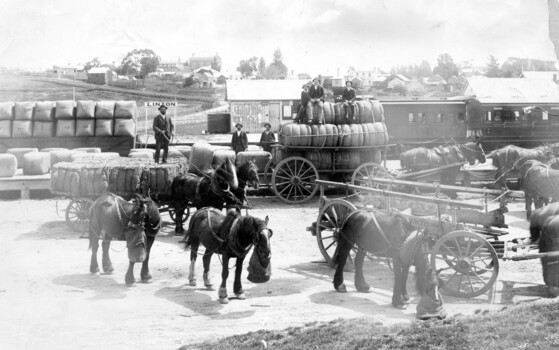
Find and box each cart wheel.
[315,199,357,265]
[66,198,94,232]
[351,162,394,189]
[431,230,499,298]
[272,156,319,204]
[169,207,190,223]
[263,158,275,192]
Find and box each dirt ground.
[0,192,550,350]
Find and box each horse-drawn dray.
[308,177,517,298]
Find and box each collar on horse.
[206,208,252,257]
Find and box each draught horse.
[171,158,243,234]
[89,193,161,286]
[488,144,553,189]
[333,209,441,311]
[399,141,486,198]
[534,214,559,297]
[183,208,273,304]
[519,160,559,219]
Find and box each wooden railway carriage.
[264,100,390,204]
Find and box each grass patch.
[179,298,559,350]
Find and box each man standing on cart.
[153,104,174,163]
[307,77,325,124]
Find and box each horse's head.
[464,141,486,165]
[238,160,259,190]
[247,215,273,283]
[142,196,162,236]
[125,194,149,262]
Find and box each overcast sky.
[0,0,556,75]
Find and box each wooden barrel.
[335,151,360,169]
[306,150,332,170]
[299,124,311,147]
[371,122,388,145]
[359,100,375,123]
[323,123,338,147]
[323,102,336,124]
[281,123,299,146]
[337,124,352,147]
[371,100,385,123]
[310,124,327,147]
[349,124,364,147]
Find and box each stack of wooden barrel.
[279,100,388,170]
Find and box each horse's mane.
[237,161,258,181]
[239,216,267,238]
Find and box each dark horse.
[89,193,161,286]
[535,215,559,297]
[519,160,559,219]
[171,159,260,234]
[333,209,437,309]
[530,202,559,242]
[184,208,272,304]
[488,144,553,189]
[399,141,486,198]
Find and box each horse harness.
[340,209,401,256]
[205,208,254,258]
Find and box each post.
[73,87,75,101]
[145,106,148,142]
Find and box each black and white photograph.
[1,0,559,349]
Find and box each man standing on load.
[342,80,357,122]
[231,123,248,154]
[307,77,325,124]
[153,104,174,163]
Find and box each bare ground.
[0,193,549,350]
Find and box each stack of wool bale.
[75,100,95,136]
[33,101,55,137]
[13,102,34,137]
[0,102,14,138]
[95,101,115,136]
[55,101,77,137]
[279,99,388,170]
[113,101,137,137]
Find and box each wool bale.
[128,152,152,159]
[323,102,336,124]
[212,149,236,169]
[349,124,364,147]
[14,102,34,120]
[0,120,12,138]
[370,122,388,145]
[334,103,348,125]
[33,121,54,137]
[75,119,95,136]
[50,149,80,166]
[188,142,215,175]
[166,148,184,160]
[141,162,184,196]
[335,151,360,170]
[73,147,101,153]
[371,100,385,123]
[299,124,311,147]
[113,119,135,136]
[55,101,75,119]
[360,100,375,123]
[71,152,120,162]
[95,101,115,119]
[337,124,352,147]
[236,150,271,172]
[34,101,55,121]
[281,123,299,146]
[0,154,17,178]
[23,152,51,175]
[0,102,14,120]
[76,101,96,119]
[56,119,75,137]
[50,162,82,195]
[78,165,108,196]
[12,120,33,137]
[323,123,338,147]
[114,101,137,119]
[7,148,38,168]
[306,150,332,170]
[95,119,113,136]
[108,164,144,194]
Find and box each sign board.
[145,101,177,108]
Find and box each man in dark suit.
[294,83,310,124]
[342,81,357,121]
[259,122,276,153]
[307,77,325,124]
[152,104,174,163]
[231,123,248,154]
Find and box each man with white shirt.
[152,104,174,163]
[231,123,248,154]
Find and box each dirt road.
[0,194,548,350]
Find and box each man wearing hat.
[152,103,174,163]
[259,122,276,153]
[342,80,357,122]
[307,78,325,124]
[231,122,248,154]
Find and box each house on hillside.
[47,65,78,79]
[190,53,221,70]
[520,71,559,83]
[226,79,309,133]
[447,75,467,92]
[423,74,447,91]
[87,67,116,85]
[382,74,411,89]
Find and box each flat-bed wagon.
[308,177,518,298]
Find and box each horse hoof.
[393,303,407,310]
[219,297,229,304]
[140,277,152,283]
[336,284,347,293]
[356,285,371,293]
[548,286,559,298]
[126,281,136,287]
[205,284,214,290]
[189,279,197,287]
[235,292,246,300]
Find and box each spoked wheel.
[351,162,394,189]
[65,198,94,232]
[315,199,357,265]
[169,207,190,224]
[272,156,319,204]
[431,230,499,298]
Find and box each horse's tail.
[88,201,99,250]
[183,209,206,249]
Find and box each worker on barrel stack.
[342,80,357,122]
[152,104,174,163]
[294,83,310,124]
[307,77,325,124]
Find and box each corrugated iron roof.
[226,79,310,101]
[464,76,559,103]
[88,67,111,74]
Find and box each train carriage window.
[418,113,425,123]
[543,111,549,121]
[514,111,520,120]
[486,111,492,121]
[457,112,465,122]
[494,111,502,122]
[408,113,415,123]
